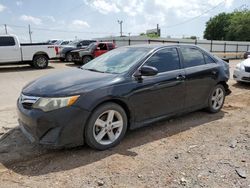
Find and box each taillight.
[55,46,59,55]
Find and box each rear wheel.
[33,55,48,69]
[82,56,92,64]
[85,103,127,150]
[207,84,225,113]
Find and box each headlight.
[235,63,245,71]
[33,95,79,112]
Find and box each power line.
[161,0,226,29]
[0,23,118,35]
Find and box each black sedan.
[17,44,230,150]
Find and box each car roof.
[124,43,197,50]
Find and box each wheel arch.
[33,51,49,60]
[89,98,132,129]
[217,81,230,95]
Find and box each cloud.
[84,0,120,14]
[20,15,42,25]
[16,1,23,6]
[0,4,6,12]
[72,20,90,28]
[43,16,56,22]
[84,0,234,19]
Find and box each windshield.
[68,40,80,46]
[81,47,151,74]
[86,43,97,51]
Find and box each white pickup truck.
[0,35,59,69]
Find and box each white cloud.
[72,20,90,28]
[20,15,42,25]
[43,16,56,22]
[0,4,6,12]
[85,0,120,14]
[16,1,23,6]
[85,0,234,19]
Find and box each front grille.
[242,77,250,81]
[19,94,40,110]
[71,52,80,61]
[245,66,250,73]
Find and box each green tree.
[204,12,232,40]
[203,9,250,41]
[226,10,250,41]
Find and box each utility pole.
[117,20,123,37]
[28,24,32,43]
[4,24,7,34]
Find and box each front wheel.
[33,55,49,69]
[66,53,73,62]
[85,103,127,150]
[207,84,225,113]
[82,56,92,65]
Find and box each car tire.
[59,58,65,62]
[206,84,225,113]
[66,53,73,62]
[85,103,128,150]
[82,56,92,65]
[33,55,49,69]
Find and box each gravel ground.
[0,60,249,188]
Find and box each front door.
[129,47,186,123]
[94,43,108,57]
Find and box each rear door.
[129,47,186,122]
[0,36,21,63]
[180,46,219,109]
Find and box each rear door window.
[181,47,206,68]
[0,37,15,46]
[144,48,180,73]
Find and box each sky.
[0,0,249,42]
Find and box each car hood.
[22,68,119,97]
[71,49,89,53]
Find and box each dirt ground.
[0,60,249,188]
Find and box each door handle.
[176,75,186,80]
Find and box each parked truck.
[0,35,59,69]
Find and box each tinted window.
[204,54,215,64]
[98,43,107,50]
[107,43,114,50]
[181,47,205,68]
[144,48,180,73]
[0,37,15,46]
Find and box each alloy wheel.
[211,87,224,110]
[93,110,123,145]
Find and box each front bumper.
[17,100,90,148]
[233,69,250,82]
[71,52,81,62]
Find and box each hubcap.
[93,110,123,145]
[36,57,46,67]
[211,88,224,110]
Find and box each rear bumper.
[17,100,90,148]
[233,69,250,82]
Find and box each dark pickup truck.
[70,42,115,65]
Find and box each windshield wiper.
[83,68,105,73]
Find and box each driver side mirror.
[134,66,158,79]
